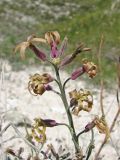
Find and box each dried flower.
[71,59,97,80]
[59,43,91,68]
[84,116,110,139]
[94,116,110,139]
[45,31,60,58]
[72,43,91,56]
[14,34,46,60]
[45,31,60,45]
[69,89,93,116]
[45,32,68,66]
[82,59,97,78]
[34,118,59,127]
[31,118,59,144]
[28,73,53,95]
[31,120,46,144]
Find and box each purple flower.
[50,36,68,59]
[50,41,59,58]
[45,31,68,62]
[29,44,46,61]
[59,36,68,56]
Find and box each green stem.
[85,129,94,160]
[54,65,80,153]
[63,77,71,90]
[77,130,85,139]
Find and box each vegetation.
[0,0,120,83]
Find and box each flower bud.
[42,119,59,127]
[84,121,95,132]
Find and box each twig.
[94,58,120,159]
[110,137,120,157]
[97,35,105,116]
[0,123,40,153]
[2,136,18,143]
[47,144,59,160]
[94,106,120,160]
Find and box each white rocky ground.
[0,60,120,160]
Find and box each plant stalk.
[54,66,80,153]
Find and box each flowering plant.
[3,31,110,160]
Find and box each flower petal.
[59,54,74,67]
[59,36,68,56]
[31,38,46,43]
[29,44,46,61]
[14,42,30,59]
[71,67,85,80]
[69,89,78,98]
[51,41,59,58]
[45,31,60,45]
[45,32,53,45]
[51,31,60,44]
[27,34,36,42]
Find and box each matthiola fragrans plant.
[9,31,110,160]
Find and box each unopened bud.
[84,121,95,132]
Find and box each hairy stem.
[86,129,94,160]
[54,65,80,153]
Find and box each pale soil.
[0,60,120,160]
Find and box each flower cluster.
[15,31,92,67]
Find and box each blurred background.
[0,1,120,159]
[0,0,120,84]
